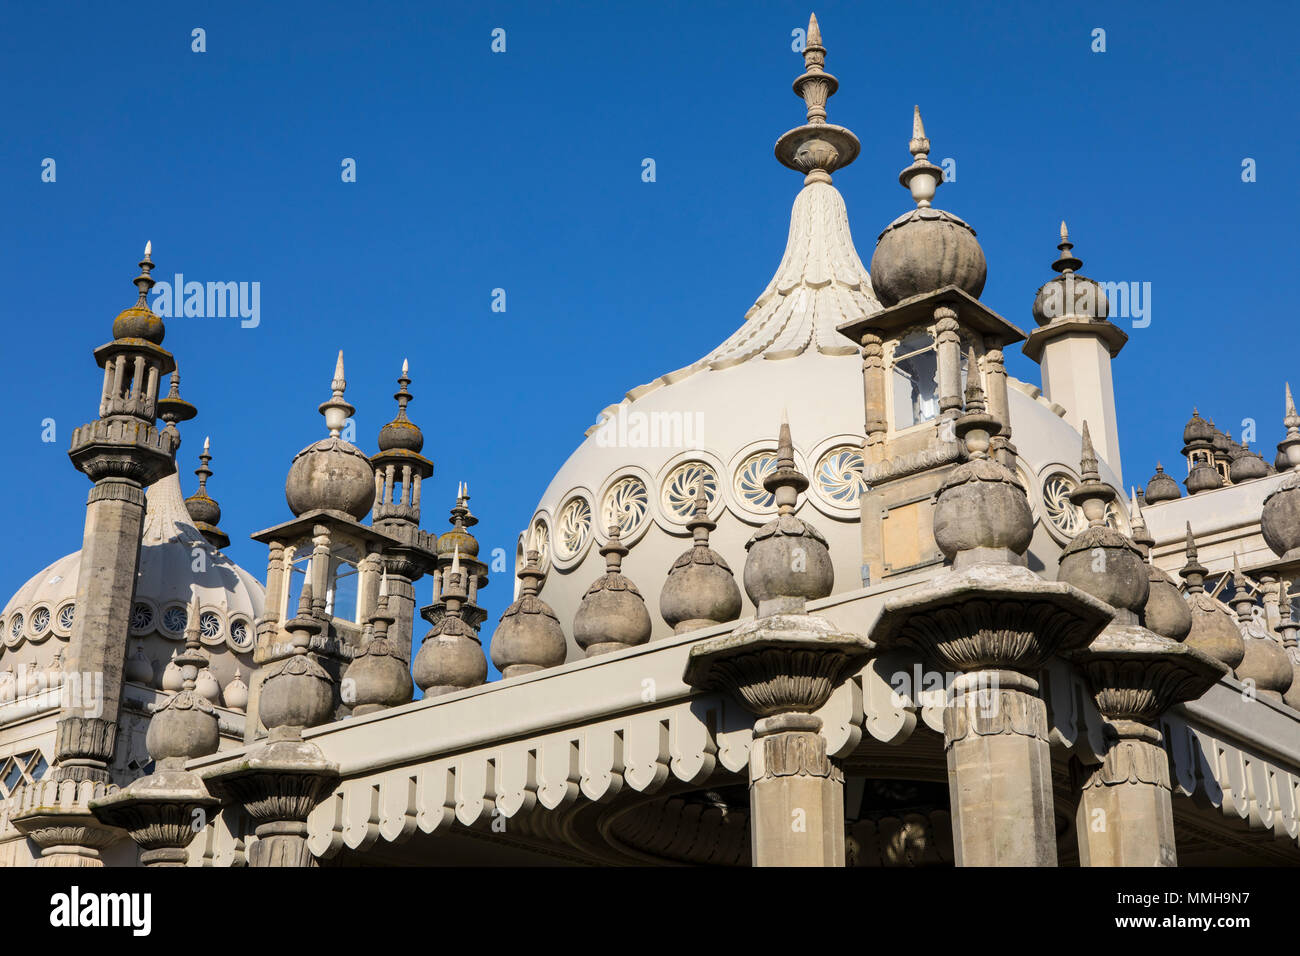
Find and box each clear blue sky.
[1,0,1295,672]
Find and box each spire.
[775,13,859,183]
[318,350,355,438]
[764,414,810,514]
[1069,420,1115,527]
[184,434,229,548]
[962,347,987,417]
[134,240,156,307]
[1052,220,1083,274]
[1128,486,1154,557]
[898,105,944,208]
[157,366,197,430]
[375,357,427,455]
[1280,382,1300,471]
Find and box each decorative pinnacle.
[1230,554,1256,621]
[1129,486,1154,555]
[157,367,197,426]
[600,521,629,572]
[394,359,412,418]
[319,350,356,438]
[134,241,156,306]
[899,106,943,208]
[1180,522,1208,591]
[687,483,716,546]
[1069,420,1115,522]
[962,347,986,415]
[953,353,999,458]
[1052,220,1083,274]
[1281,384,1300,471]
[518,528,545,595]
[174,591,206,689]
[763,415,809,512]
[195,436,213,491]
[794,13,834,125]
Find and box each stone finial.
[1177,525,1245,672]
[660,486,743,634]
[144,592,218,765]
[1057,421,1149,618]
[1128,488,1154,556]
[157,366,198,431]
[185,435,230,548]
[775,13,859,182]
[574,521,653,656]
[376,358,425,454]
[1274,581,1300,710]
[1262,384,1300,561]
[1230,558,1293,703]
[1053,220,1083,274]
[346,569,414,714]
[1144,462,1182,503]
[412,546,489,696]
[899,105,943,208]
[260,583,335,734]
[318,351,355,438]
[930,370,1033,567]
[741,416,834,614]
[491,529,567,678]
[223,669,248,713]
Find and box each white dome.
[0,468,263,699]
[522,179,1127,657]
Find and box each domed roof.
[377,361,425,453]
[1030,223,1109,326]
[0,468,263,694]
[1144,464,1182,503]
[111,244,166,344]
[1183,409,1214,446]
[284,352,375,520]
[869,107,986,308]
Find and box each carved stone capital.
[91,768,221,867]
[750,729,841,783]
[1071,623,1228,721]
[53,716,118,781]
[1080,720,1171,791]
[941,670,1049,745]
[683,614,874,717]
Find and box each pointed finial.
[763,415,810,513]
[775,12,859,180]
[962,347,986,415]
[379,567,390,598]
[1052,220,1083,273]
[402,357,409,377]
[1129,486,1153,555]
[157,365,197,427]
[909,105,930,160]
[600,520,629,572]
[687,482,716,546]
[898,106,942,207]
[319,350,356,438]
[144,240,152,258]
[1179,522,1208,592]
[451,543,461,576]
[806,12,822,47]
[203,435,210,454]
[1079,421,1100,482]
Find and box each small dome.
[659,497,742,634]
[112,305,165,344]
[1183,410,1215,446]
[285,437,375,519]
[1211,429,1230,454]
[1237,635,1293,703]
[1229,447,1268,482]
[932,457,1034,560]
[1143,566,1192,642]
[413,617,488,694]
[223,670,248,712]
[1031,273,1108,325]
[1262,476,1300,559]
[125,644,154,685]
[377,417,424,453]
[1144,464,1181,503]
[184,488,221,526]
[574,526,652,657]
[870,208,986,308]
[1186,461,1223,494]
[1059,525,1149,613]
[491,551,567,677]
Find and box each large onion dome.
[376,360,425,453]
[285,352,375,520]
[1183,409,1215,446]
[870,108,985,308]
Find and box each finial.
[1052,220,1082,274]
[687,482,716,547]
[203,435,209,454]
[1180,522,1208,591]
[157,366,197,427]
[318,350,356,438]
[1129,486,1154,555]
[1079,421,1100,483]
[1283,382,1300,447]
[795,13,832,124]
[134,241,156,305]
[394,359,412,417]
[451,543,461,576]
[962,347,986,415]
[776,13,859,181]
[763,415,810,514]
[806,12,822,48]
[908,105,930,160]
[195,436,213,491]
[898,106,942,208]
[379,567,390,599]
[600,520,629,572]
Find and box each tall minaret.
[56,244,179,783]
[1023,223,1128,481]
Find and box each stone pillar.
[860,331,887,450]
[934,305,962,422]
[749,711,847,866]
[1071,630,1225,867]
[981,342,1017,469]
[944,669,1056,866]
[1075,719,1175,866]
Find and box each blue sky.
[1,0,1295,670]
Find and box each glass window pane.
[892,348,939,429]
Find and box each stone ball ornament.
[285,437,376,519]
[870,208,987,308]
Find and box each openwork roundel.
[554,496,592,560]
[815,446,867,504]
[199,611,222,640]
[1041,473,1123,537]
[602,477,649,536]
[130,602,154,633]
[8,614,23,640]
[162,605,188,635]
[57,603,75,631]
[662,462,718,522]
[529,518,551,567]
[229,618,252,650]
[30,607,50,635]
[735,452,778,511]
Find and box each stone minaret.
[184,436,231,549]
[56,243,180,783]
[370,360,438,672]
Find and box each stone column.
[860,331,887,450]
[981,342,1016,469]
[934,305,963,422]
[1072,631,1225,867]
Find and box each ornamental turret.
[369,360,438,671]
[1024,225,1129,480]
[184,437,230,549]
[1143,463,1182,503]
[1182,409,1223,494]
